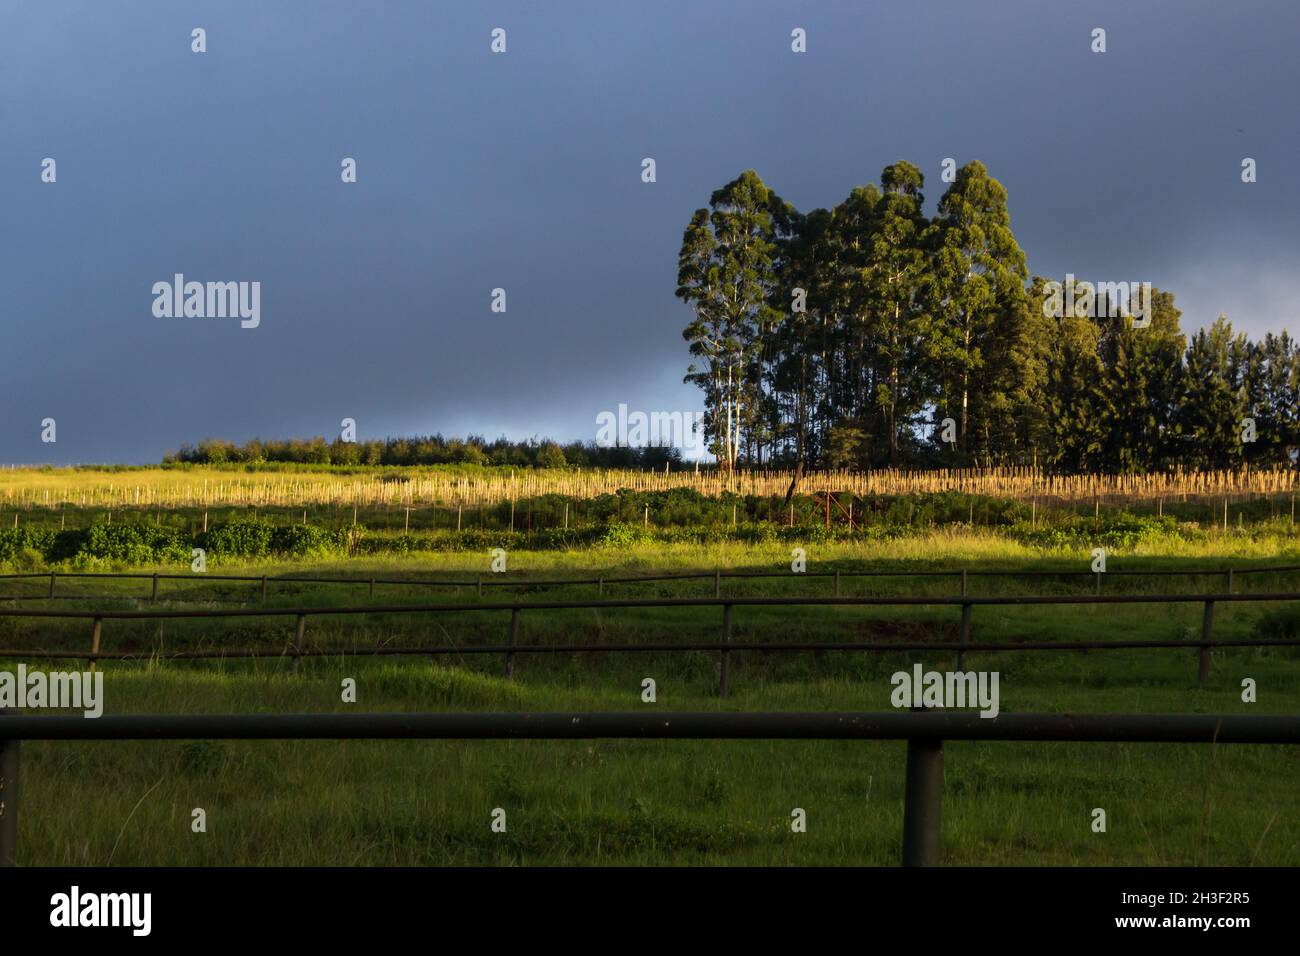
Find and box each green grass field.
[3,530,1298,866]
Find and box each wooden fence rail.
[1,592,1298,693]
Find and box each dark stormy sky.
[2,0,1297,464]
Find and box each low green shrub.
[1254,606,1300,641]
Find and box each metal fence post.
[477,576,483,598]
[715,571,721,598]
[88,617,102,671]
[1199,600,1214,683]
[48,572,56,599]
[598,576,604,596]
[506,609,519,679]
[902,735,944,866]
[0,713,18,868]
[957,603,972,670]
[369,577,375,599]
[151,573,159,602]
[960,569,967,598]
[293,614,306,675]
[261,575,268,603]
[1226,568,1234,595]
[719,603,733,697]
[834,570,841,597]
[1095,571,1102,595]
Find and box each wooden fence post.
[957,603,972,670]
[1199,601,1214,683]
[902,736,944,867]
[293,614,306,675]
[506,609,519,680]
[719,604,733,698]
[88,617,103,671]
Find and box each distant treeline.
[676,163,1300,472]
[164,161,1299,476]
[164,435,683,469]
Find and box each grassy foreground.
[4,537,1299,866]
[12,661,1299,866]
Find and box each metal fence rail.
[1,710,1296,867]
[1,592,1298,691]
[5,637,1297,661]
[2,590,1298,617]
[1,562,1297,604]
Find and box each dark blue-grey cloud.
[2,0,1296,463]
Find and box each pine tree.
[1178,315,1249,468]
[864,162,932,466]
[677,171,792,468]
[927,161,1028,461]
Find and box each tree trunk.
[961,322,971,456]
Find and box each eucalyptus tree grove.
[677,162,1299,473]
